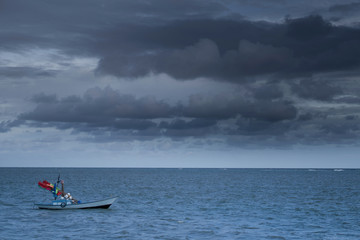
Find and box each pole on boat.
[52,174,61,200]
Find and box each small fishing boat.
[35,197,117,210]
[36,175,117,210]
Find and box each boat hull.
[35,197,117,210]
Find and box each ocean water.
[0,168,359,239]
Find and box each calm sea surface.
[0,168,359,239]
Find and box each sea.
[0,168,359,239]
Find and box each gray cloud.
[329,2,360,14]
[20,87,175,123]
[2,1,360,83]
[96,16,360,82]
[291,78,343,101]
[235,118,293,137]
[2,1,360,150]
[0,0,226,53]
[335,95,360,104]
[1,84,358,147]
[285,15,333,40]
[0,121,11,133]
[159,118,217,130]
[319,118,360,141]
[31,93,58,103]
[158,118,219,138]
[252,84,283,100]
[16,87,300,140]
[183,94,297,122]
[240,101,297,122]
[0,119,24,133]
[0,67,55,78]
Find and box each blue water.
[0,168,359,239]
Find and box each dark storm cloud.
[285,15,332,40]
[291,78,343,101]
[2,0,360,83]
[298,113,314,121]
[231,112,360,147]
[181,94,238,119]
[240,101,297,122]
[7,85,360,146]
[31,93,58,103]
[319,118,359,141]
[0,121,11,133]
[157,118,219,138]
[96,16,360,82]
[0,119,24,133]
[96,21,296,80]
[2,1,360,148]
[335,96,360,104]
[252,84,283,100]
[16,87,300,140]
[0,67,55,78]
[0,0,226,52]
[235,118,293,136]
[328,2,360,14]
[159,118,217,130]
[182,94,297,122]
[20,87,175,123]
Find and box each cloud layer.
[11,86,358,147]
[1,0,360,152]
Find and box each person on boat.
[60,180,78,204]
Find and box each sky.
[1,0,360,167]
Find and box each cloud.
[1,84,358,147]
[0,121,11,133]
[319,117,360,141]
[0,67,56,78]
[159,118,218,137]
[0,119,23,132]
[31,93,58,103]
[235,117,293,137]
[183,93,297,122]
[328,2,360,14]
[285,15,333,40]
[2,1,360,84]
[15,87,299,139]
[1,1,360,150]
[0,0,226,53]
[20,87,175,124]
[96,15,360,82]
[291,78,343,101]
[252,84,283,100]
[240,100,297,122]
[181,94,239,119]
[98,38,294,81]
[159,118,217,130]
[335,95,360,104]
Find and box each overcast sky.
[1,0,360,167]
